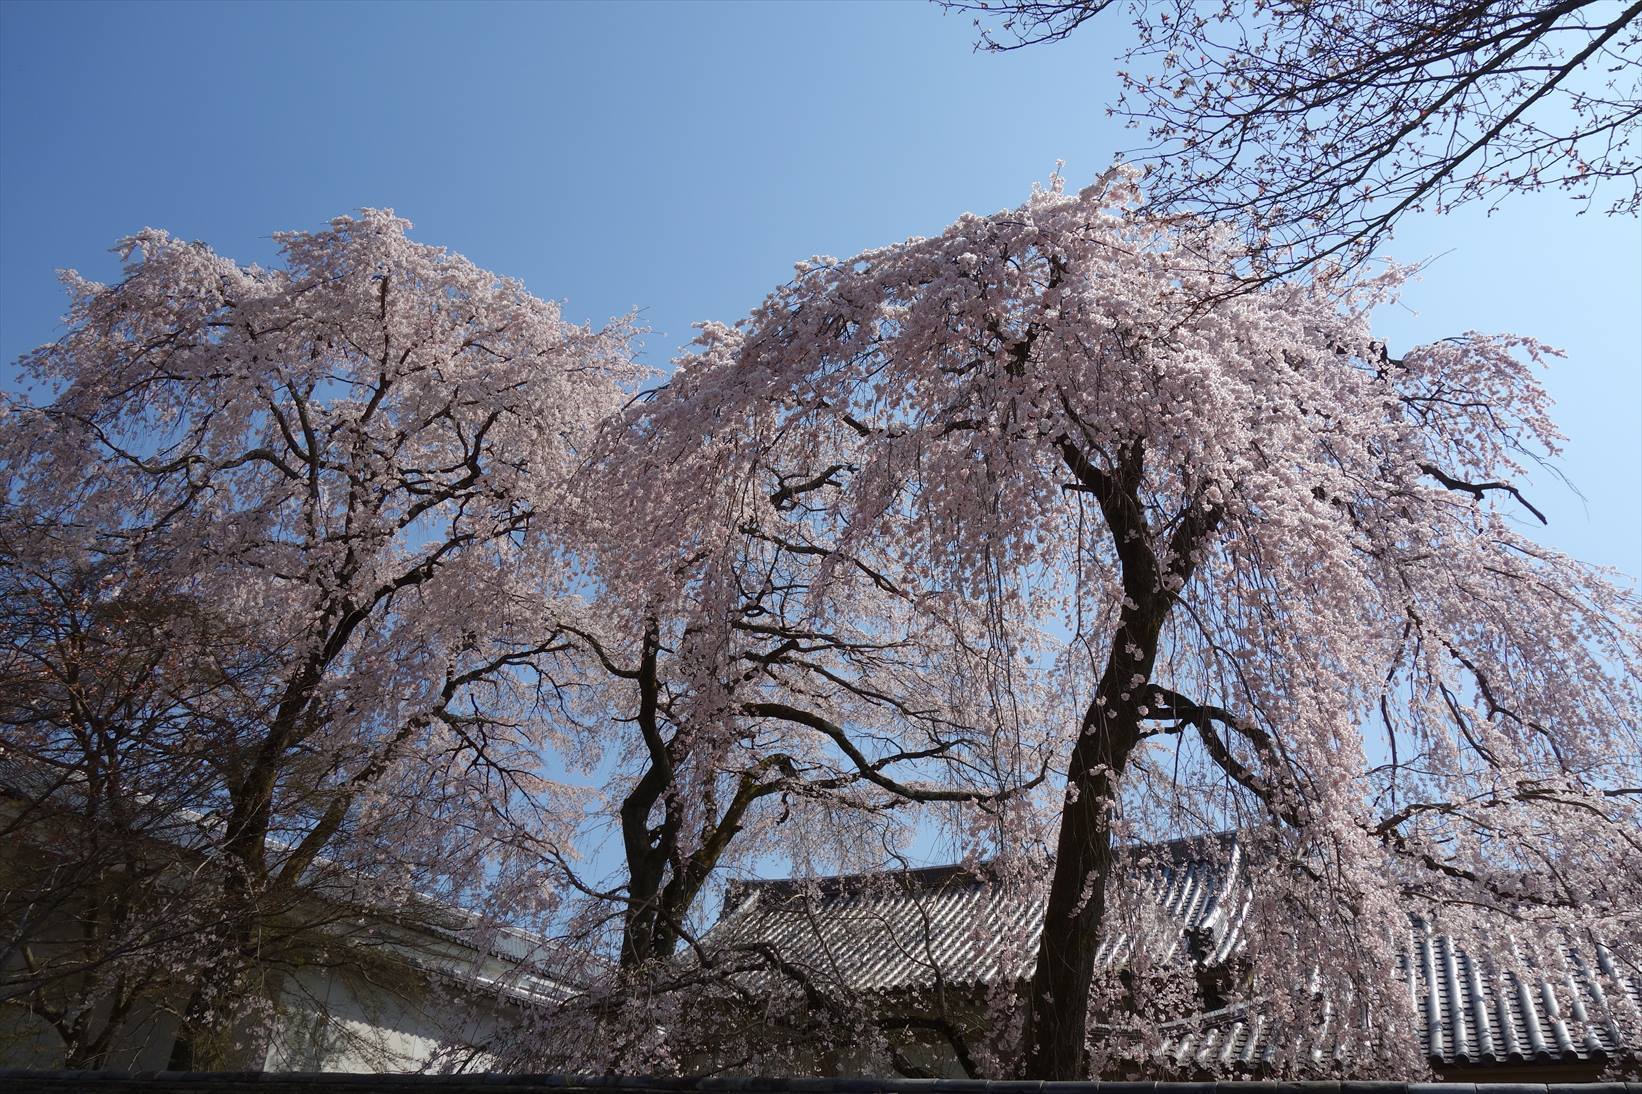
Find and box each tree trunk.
[619,777,758,967]
[167,963,245,1070]
[1022,701,1138,1078]
[166,1018,195,1071]
[1025,439,1218,1077]
[64,1038,109,1071]
[168,866,257,1069]
[618,858,665,969]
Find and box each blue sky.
[2,0,1636,582]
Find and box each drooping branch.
[1138,685,1308,829]
[1419,461,1548,523]
[741,702,1043,803]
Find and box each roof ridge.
[723,830,1244,905]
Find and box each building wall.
[261,965,504,1072]
[1,953,509,1072]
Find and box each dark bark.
[63,1036,112,1071]
[166,1022,196,1071]
[1023,702,1134,1079]
[166,892,252,1070]
[617,621,677,968]
[1023,437,1220,1078]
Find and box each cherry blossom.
[1,210,640,1066]
[599,172,1642,1078]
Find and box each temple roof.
[708,835,1642,1072]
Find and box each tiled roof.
[713,835,1245,993]
[1404,930,1640,1067]
[1146,928,1642,1073]
[708,836,1641,1072]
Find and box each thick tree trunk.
[1024,439,1219,1078]
[619,778,757,967]
[169,833,261,1069]
[167,949,249,1070]
[64,1037,109,1071]
[1022,697,1139,1078]
[618,855,666,969]
[166,1012,197,1071]
[615,623,771,969]
[618,623,672,971]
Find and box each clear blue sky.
[2,0,1637,579]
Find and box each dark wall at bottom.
[0,1074,1636,1094]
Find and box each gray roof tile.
[707,837,1640,1071]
